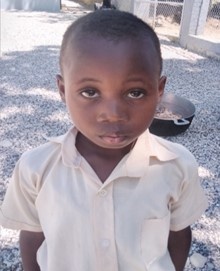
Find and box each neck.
[76,132,136,182]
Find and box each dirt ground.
[203,18,220,40]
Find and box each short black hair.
[60,10,162,74]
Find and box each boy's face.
[57,36,166,150]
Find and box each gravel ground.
[0,2,220,270]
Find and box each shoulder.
[150,133,196,162]
[18,140,62,173]
[159,136,194,158]
[18,131,72,174]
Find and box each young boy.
[0,10,207,271]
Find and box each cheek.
[135,102,157,118]
[132,104,157,126]
[138,113,155,126]
[67,103,94,125]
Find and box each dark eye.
[127,89,145,99]
[81,89,99,98]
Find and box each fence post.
[133,0,151,23]
[179,0,195,47]
[114,0,135,13]
[196,0,210,35]
[180,0,210,47]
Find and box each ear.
[56,74,66,103]
[158,75,167,101]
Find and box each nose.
[97,99,127,123]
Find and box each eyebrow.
[76,76,147,85]
[125,77,146,83]
[76,78,102,84]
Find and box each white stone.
[0,140,12,147]
[190,253,207,268]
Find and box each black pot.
[149,93,196,136]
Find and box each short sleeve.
[169,160,208,231]
[0,154,42,232]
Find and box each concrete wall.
[1,0,60,12]
[186,35,220,59]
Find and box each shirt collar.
[147,130,178,162]
[47,126,80,168]
[47,126,178,173]
[124,130,178,177]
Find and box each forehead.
[62,35,160,76]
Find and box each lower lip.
[100,136,127,144]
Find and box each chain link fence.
[204,0,220,40]
[133,0,184,38]
[108,0,220,42]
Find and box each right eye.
[127,88,145,99]
[81,89,99,98]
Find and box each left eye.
[81,89,99,98]
[127,89,145,99]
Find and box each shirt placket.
[93,183,118,271]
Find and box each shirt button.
[101,239,110,248]
[98,189,107,197]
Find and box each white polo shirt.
[0,127,207,271]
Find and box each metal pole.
[131,0,135,13]
[153,0,158,29]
